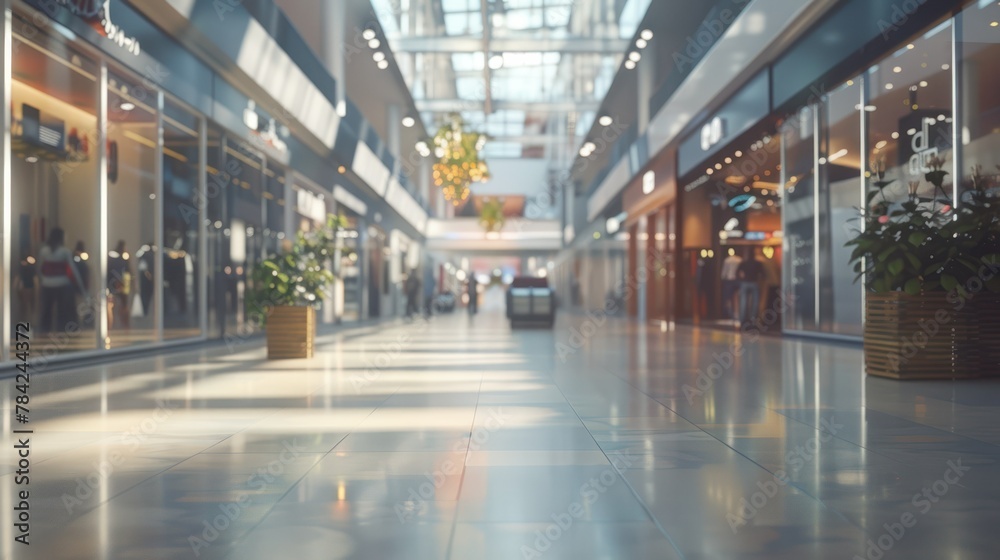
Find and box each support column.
[637,50,653,136]
[322,0,347,117]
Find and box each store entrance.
[682,132,784,331]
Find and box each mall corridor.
[1,291,998,560]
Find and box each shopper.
[720,249,743,321]
[38,227,86,333]
[404,269,420,320]
[737,248,765,327]
[107,240,132,330]
[467,274,478,315]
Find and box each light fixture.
[828,148,848,162]
[583,141,596,152]
[907,43,914,49]
[624,60,636,70]
[628,51,641,62]
[875,140,888,149]
[362,29,376,41]
[735,150,742,157]
[884,83,893,90]
[640,29,653,40]
[991,21,998,27]
[942,63,950,70]
[891,132,900,139]
[707,168,714,175]
[377,60,389,69]
[401,116,415,128]
[368,38,380,49]
[724,157,732,164]
[119,101,136,111]
[907,128,917,136]
[893,66,902,73]
[636,38,647,49]
[919,80,928,87]
[373,52,386,62]
[488,54,504,70]
[338,165,346,173]
[598,115,613,126]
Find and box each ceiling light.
[991,21,998,27]
[119,101,135,111]
[919,80,928,87]
[942,63,950,70]
[583,142,596,152]
[907,128,917,136]
[828,148,848,162]
[635,38,647,49]
[598,115,613,126]
[362,29,376,41]
[735,150,742,157]
[373,52,386,62]
[706,168,714,175]
[368,38,380,49]
[628,51,641,62]
[624,60,636,70]
[488,54,504,70]
[907,43,914,49]
[25,155,38,163]
[338,165,346,173]
[401,116,415,128]
[640,29,653,40]
[891,132,900,139]
[875,140,887,149]
[377,59,389,69]
[893,66,902,73]
[724,157,732,164]
[885,83,893,90]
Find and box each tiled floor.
[3,288,1000,559]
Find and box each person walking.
[107,240,132,330]
[467,273,478,315]
[720,249,743,322]
[38,228,86,333]
[404,269,420,320]
[737,248,765,327]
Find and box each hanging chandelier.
[430,114,490,205]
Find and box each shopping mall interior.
[1,0,1000,558]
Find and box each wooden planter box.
[864,292,1000,379]
[266,306,316,359]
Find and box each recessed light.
[488,54,504,70]
[377,60,389,69]
[628,51,641,62]
[368,38,380,49]
[401,116,415,128]
[991,21,998,27]
[635,38,647,49]
[362,29,376,41]
[624,60,636,70]
[942,63,950,70]
[891,132,899,139]
[640,29,653,40]
[598,115,613,126]
[120,101,135,111]
[893,66,902,73]
[338,165,346,173]
[373,52,386,62]
[885,83,893,90]
[907,43,915,49]
[734,150,742,157]
[25,155,38,163]
[919,80,928,87]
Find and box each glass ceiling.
[373,0,651,162]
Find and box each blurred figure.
[14,254,38,321]
[404,269,420,320]
[737,248,765,327]
[38,228,85,333]
[107,240,132,330]
[73,241,91,292]
[720,249,743,321]
[423,265,436,318]
[137,242,155,317]
[467,273,478,315]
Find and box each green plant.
[847,156,1000,296]
[479,197,505,233]
[249,214,349,310]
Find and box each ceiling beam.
[416,99,600,112]
[392,36,630,53]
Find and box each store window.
[865,20,954,205]
[205,126,226,339]
[781,105,817,331]
[106,69,157,347]
[163,100,202,339]
[958,1,1000,193]
[11,25,99,351]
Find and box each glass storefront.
[0,1,397,366]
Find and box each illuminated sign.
[57,0,141,55]
[908,117,938,176]
[700,117,726,151]
[728,194,756,212]
[642,170,655,194]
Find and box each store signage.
[908,117,939,176]
[296,189,326,223]
[700,117,726,151]
[728,194,756,212]
[56,0,141,55]
[642,170,656,195]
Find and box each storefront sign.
[907,117,939,175]
[642,170,656,194]
[700,117,726,151]
[296,189,326,223]
[56,0,141,55]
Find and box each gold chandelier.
[430,114,490,205]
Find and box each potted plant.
[250,214,348,359]
[846,157,1000,379]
